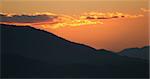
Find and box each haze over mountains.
[1,24,149,78]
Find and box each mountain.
[1,24,149,78]
[119,46,149,60]
[1,24,98,64]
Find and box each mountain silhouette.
[119,46,149,60]
[1,24,149,78]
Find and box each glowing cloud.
[141,8,150,12]
[46,14,103,29]
[0,11,145,29]
[43,20,103,29]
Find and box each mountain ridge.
[0,24,97,51]
[1,24,149,78]
[119,46,149,60]
[1,23,149,54]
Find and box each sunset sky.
[0,0,149,52]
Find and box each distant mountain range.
[1,24,149,78]
[119,46,149,60]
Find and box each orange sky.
[0,0,149,52]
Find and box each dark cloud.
[0,14,58,23]
[86,16,121,20]
[82,12,143,20]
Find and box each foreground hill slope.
[1,24,149,78]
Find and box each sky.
[0,0,149,52]
[0,0,149,14]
